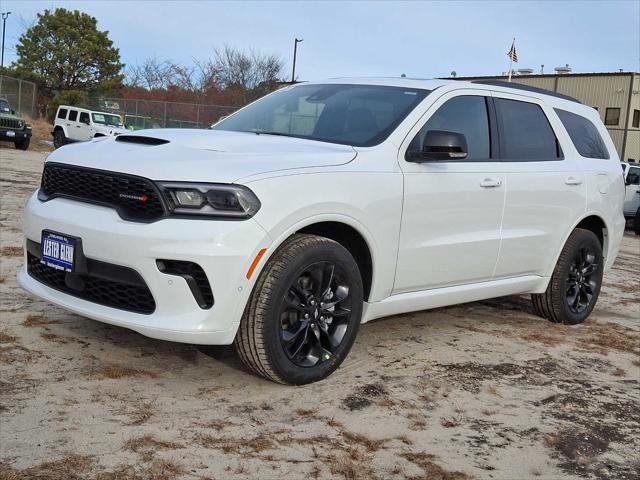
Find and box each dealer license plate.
[41,231,76,272]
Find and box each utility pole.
[1,12,11,69]
[291,38,303,83]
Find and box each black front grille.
[27,252,156,314]
[1,117,22,130]
[40,163,165,222]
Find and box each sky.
[1,0,639,81]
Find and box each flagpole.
[508,38,515,82]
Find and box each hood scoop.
[116,135,169,146]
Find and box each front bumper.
[0,129,31,141]
[18,192,272,344]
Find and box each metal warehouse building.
[454,72,640,162]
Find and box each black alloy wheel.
[235,234,363,384]
[279,261,353,368]
[565,247,598,314]
[531,228,603,325]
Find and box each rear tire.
[53,129,66,149]
[14,138,30,150]
[531,228,603,325]
[634,208,640,236]
[234,234,363,384]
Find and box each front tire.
[14,138,30,150]
[532,228,603,325]
[634,208,640,236]
[235,234,363,384]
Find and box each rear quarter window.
[57,108,68,120]
[554,108,609,159]
[495,98,560,160]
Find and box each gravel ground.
[1,147,638,480]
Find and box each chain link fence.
[89,97,237,130]
[0,75,38,118]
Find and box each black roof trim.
[470,80,582,104]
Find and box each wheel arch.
[297,221,373,301]
[253,216,376,302]
[545,213,610,280]
[53,125,67,137]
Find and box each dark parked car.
[0,98,31,150]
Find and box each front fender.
[244,171,404,302]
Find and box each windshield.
[0,99,10,113]
[92,113,123,127]
[213,84,430,147]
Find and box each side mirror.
[10,109,16,115]
[406,130,468,162]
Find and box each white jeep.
[52,105,128,148]
[21,78,626,384]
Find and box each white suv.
[20,78,625,384]
[621,162,640,219]
[52,105,128,148]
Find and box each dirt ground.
[1,148,638,480]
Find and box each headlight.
[157,182,261,219]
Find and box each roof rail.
[470,80,582,104]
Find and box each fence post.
[196,105,200,128]
[32,83,36,118]
[163,102,167,128]
[17,79,22,114]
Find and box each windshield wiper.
[248,130,293,137]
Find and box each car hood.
[0,113,25,121]
[45,129,357,183]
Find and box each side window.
[68,110,78,122]
[79,112,90,124]
[627,167,640,186]
[57,108,68,120]
[604,107,620,126]
[495,98,560,160]
[633,109,640,129]
[554,108,609,159]
[409,95,491,161]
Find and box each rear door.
[492,92,586,279]
[394,90,505,293]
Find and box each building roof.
[450,71,638,80]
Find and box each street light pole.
[1,12,11,69]
[291,38,303,83]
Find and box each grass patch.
[0,331,17,344]
[0,454,93,479]
[0,246,23,257]
[92,365,156,379]
[400,451,472,480]
[22,314,60,328]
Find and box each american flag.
[507,41,518,63]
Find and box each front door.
[393,91,505,293]
[78,112,93,141]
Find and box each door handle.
[480,178,502,188]
[565,177,583,186]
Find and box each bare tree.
[125,57,181,90]
[212,46,283,92]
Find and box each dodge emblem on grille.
[119,193,149,203]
